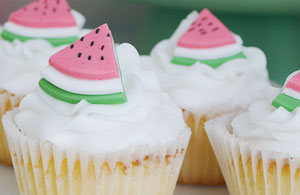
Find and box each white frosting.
[174,35,243,60]
[42,66,123,95]
[282,88,300,100]
[231,86,300,154]
[141,11,269,115]
[0,38,64,95]
[13,43,188,153]
[3,10,85,38]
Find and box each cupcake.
[0,0,87,166]
[205,70,300,194]
[2,24,191,194]
[141,9,270,185]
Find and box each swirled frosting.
[13,43,189,153]
[232,86,300,153]
[0,12,90,96]
[141,11,270,116]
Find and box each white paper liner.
[177,110,228,185]
[205,112,300,195]
[0,90,22,165]
[3,109,191,195]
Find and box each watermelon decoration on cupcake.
[39,23,127,104]
[172,9,246,68]
[272,71,300,112]
[1,0,81,46]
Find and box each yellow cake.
[0,90,22,165]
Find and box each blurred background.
[1,0,300,84]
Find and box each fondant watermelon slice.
[49,23,119,80]
[272,71,300,112]
[1,0,79,46]
[177,9,236,49]
[285,71,300,92]
[172,9,245,68]
[9,0,76,28]
[40,23,127,105]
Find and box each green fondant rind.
[171,57,196,66]
[1,30,78,47]
[171,52,247,68]
[272,93,300,112]
[39,79,127,104]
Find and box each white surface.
[0,164,229,195]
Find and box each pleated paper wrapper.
[205,112,300,195]
[178,110,225,185]
[3,109,191,195]
[0,90,22,166]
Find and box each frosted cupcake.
[0,0,87,165]
[141,9,269,185]
[206,70,300,194]
[2,24,191,194]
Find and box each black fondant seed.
[101,45,105,50]
[88,56,92,60]
[107,33,110,37]
[96,29,100,34]
[101,56,104,60]
[70,44,74,49]
[90,41,94,46]
[78,53,82,58]
[80,37,84,41]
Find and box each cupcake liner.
[0,90,22,166]
[205,112,300,195]
[178,111,225,185]
[3,109,191,195]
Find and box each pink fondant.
[177,9,236,49]
[49,23,120,81]
[285,72,300,92]
[9,0,76,28]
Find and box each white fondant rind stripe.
[173,34,243,60]
[282,88,300,101]
[3,10,85,38]
[41,66,124,95]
